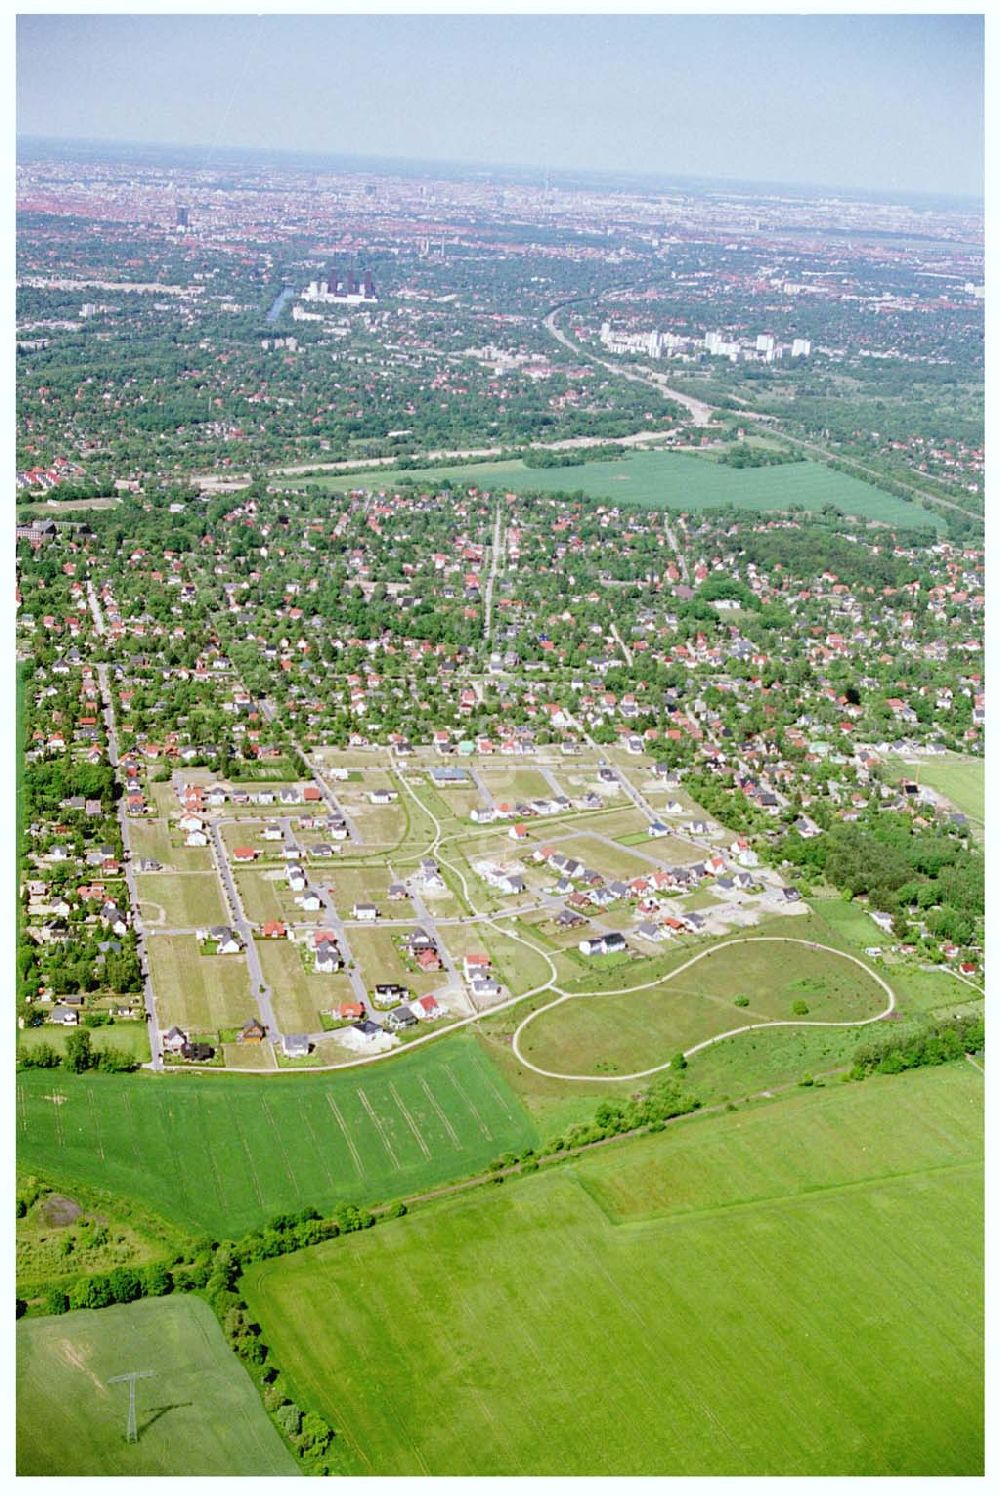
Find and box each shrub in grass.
[275,1402,302,1439]
[18,1044,61,1069]
[734,996,750,1008]
[44,1288,69,1316]
[791,1000,810,1016]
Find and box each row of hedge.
[488,1077,702,1173]
[19,1200,407,1474]
[850,1013,984,1079]
[18,1029,139,1074]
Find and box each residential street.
[96,662,163,1068]
[208,820,281,1040]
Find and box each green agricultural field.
[147,933,253,1033]
[886,753,984,826]
[16,1036,537,1237]
[520,936,889,1079]
[138,871,227,929]
[17,1295,298,1477]
[242,1064,982,1477]
[298,450,941,529]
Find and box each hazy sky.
[16,13,984,198]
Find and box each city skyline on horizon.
[16,13,985,199]
[15,128,986,212]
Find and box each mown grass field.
[350,925,441,1001]
[16,1295,299,1476]
[550,832,659,880]
[232,867,288,924]
[297,450,940,529]
[138,871,227,929]
[886,753,984,826]
[16,1036,537,1237]
[257,939,355,1034]
[146,934,252,1032]
[242,1064,982,1476]
[130,818,213,871]
[520,935,889,1078]
[18,1021,151,1064]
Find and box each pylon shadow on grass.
[135,1402,193,1438]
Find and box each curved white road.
[511,936,897,1084]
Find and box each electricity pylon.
[107,1370,155,1443]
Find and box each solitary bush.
[791,1000,810,1016]
[263,1383,288,1413]
[300,1411,333,1454]
[108,1267,143,1304]
[95,1047,139,1073]
[69,1274,113,1311]
[141,1263,173,1297]
[63,1030,93,1074]
[275,1402,303,1438]
[734,996,750,1009]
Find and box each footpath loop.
[511,935,896,1083]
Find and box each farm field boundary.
[16,1294,299,1476]
[242,1063,982,1476]
[16,1036,536,1237]
[289,449,938,529]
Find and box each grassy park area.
[517,935,891,1079]
[886,753,984,827]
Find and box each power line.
[107,1370,155,1444]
